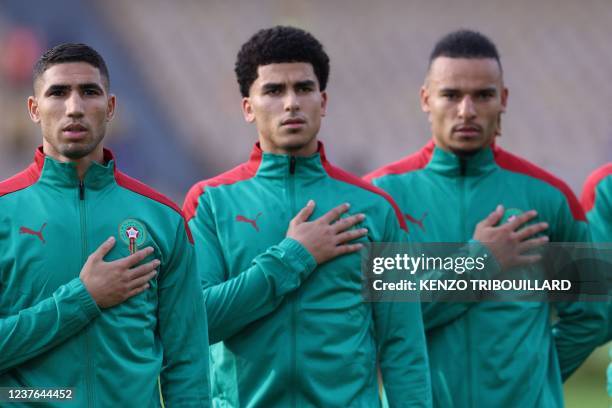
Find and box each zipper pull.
[289,156,296,175]
[79,180,85,200]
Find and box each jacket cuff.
[468,239,500,279]
[71,278,102,320]
[278,237,317,274]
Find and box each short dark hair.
[33,43,110,91]
[235,26,330,97]
[429,29,501,71]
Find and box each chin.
[449,144,485,157]
[59,141,99,160]
[277,134,316,151]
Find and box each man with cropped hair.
[184,26,431,407]
[0,43,209,406]
[365,29,607,407]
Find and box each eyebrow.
[44,83,104,95]
[261,82,284,93]
[438,86,497,94]
[294,80,316,88]
[261,80,317,93]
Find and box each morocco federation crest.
[119,219,147,254]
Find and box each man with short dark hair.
[184,26,431,407]
[0,43,210,406]
[365,29,607,407]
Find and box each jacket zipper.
[288,156,297,406]
[458,158,474,407]
[79,180,94,407]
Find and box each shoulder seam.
[364,142,434,182]
[323,162,408,231]
[0,164,41,198]
[114,170,194,244]
[581,163,612,212]
[182,162,259,222]
[493,147,586,221]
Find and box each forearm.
[554,301,608,380]
[0,278,99,372]
[158,227,210,406]
[376,301,432,407]
[205,238,316,343]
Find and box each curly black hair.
[235,26,330,97]
[429,29,502,72]
[33,43,110,91]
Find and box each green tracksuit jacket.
[0,148,210,407]
[183,142,431,408]
[365,141,607,407]
[580,162,612,395]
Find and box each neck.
[42,143,105,180]
[432,139,492,159]
[259,137,319,157]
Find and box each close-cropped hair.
[235,25,330,97]
[33,43,110,91]
[429,29,502,71]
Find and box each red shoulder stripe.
[581,163,612,213]
[363,141,434,182]
[0,163,41,197]
[182,145,262,222]
[115,170,194,244]
[323,161,408,232]
[493,145,586,221]
[0,147,45,197]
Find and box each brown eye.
[476,91,495,100]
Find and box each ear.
[106,94,116,121]
[420,85,431,114]
[320,91,328,117]
[242,97,255,123]
[28,96,40,123]
[500,87,509,113]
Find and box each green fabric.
[0,151,210,407]
[186,144,431,407]
[582,170,612,395]
[369,143,607,407]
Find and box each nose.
[65,92,84,118]
[284,90,300,112]
[458,96,476,120]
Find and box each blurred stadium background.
[0,0,609,406]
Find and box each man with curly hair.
[184,26,431,407]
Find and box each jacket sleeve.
[186,190,317,344]
[369,175,491,332]
[418,241,498,331]
[582,176,612,343]
[0,278,100,373]
[158,216,210,406]
[374,208,432,408]
[551,198,608,381]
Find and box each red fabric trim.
[492,145,586,221]
[182,143,263,222]
[320,144,408,232]
[581,163,612,213]
[0,147,45,197]
[0,163,41,197]
[104,148,194,244]
[114,170,194,244]
[363,141,434,182]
